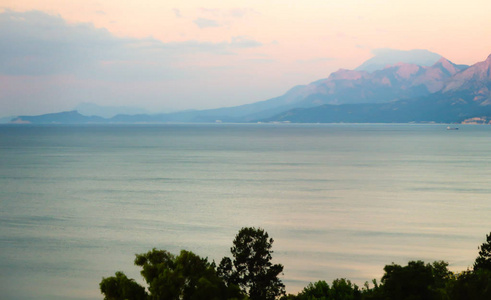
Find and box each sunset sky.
[1,0,491,117]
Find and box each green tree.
[101,249,244,300]
[135,248,242,300]
[218,227,285,300]
[379,260,452,300]
[474,232,491,272]
[299,280,330,300]
[281,279,362,300]
[100,271,147,300]
[328,279,361,300]
[448,231,491,300]
[446,269,491,300]
[360,279,384,300]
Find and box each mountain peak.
[442,53,491,93]
[356,48,442,72]
[436,56,449,64]
[431,56,460,76]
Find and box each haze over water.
[0,124,490,300]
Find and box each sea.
[0,123,490,299]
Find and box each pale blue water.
[0,124,490,299]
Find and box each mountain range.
[10,50,491,124]
[75,102,149,119]
[355,48,449,72]
[265,54,491,123]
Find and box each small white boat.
[447,126,459,130]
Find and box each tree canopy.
[218,227,285,300]
[474,232,491,272]
[100,229,491,300]
[101,249,243,300]
[100,271,147,300]
[379,260,451,300]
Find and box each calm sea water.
[0,124,490,299]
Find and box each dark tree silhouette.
[298,280,330,299]
[101,249,243,300]
[474,232,491,272]
[328,278,361,300]
[100,271,147,300]
[379,260,454,300]
[219,227,285,300]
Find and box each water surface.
[0,124,490,299]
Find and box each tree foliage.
[100,230,491,300]
[100,271,147,300]
[135,248,230,299]
[328,279,361,300]
[446,269,491,300]
[298,280,330,300]
[284,257,490,300]
[474,232,491,272]
[101,249,244,300]
[282,279,362,300]
[218,227,285,300]
[380,260,450,300]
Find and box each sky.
[1,0,491,117]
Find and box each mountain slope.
[10,52,489,125]
[263,54,491,123]
[10,111,106,124]
[113,50,457,122]
[286,58,465,108]
[263,93,491,123]
[170,54,465,122]
[442,54,491,105]
[75,102,148,118]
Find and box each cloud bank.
[0,10,263,80]
[0,9,269,116]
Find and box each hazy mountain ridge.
[11,110,106,124]
[75,102,149,118]
[264,55,491,123]
[290,57,467,108]
[263,92,491,124]
[442,54,491,106]
[10,51,491,124]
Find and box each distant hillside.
[263,54,491,123]
[442,54,491,102]
[83,49,461,123]
[11,111,106,124]
[10,51,491,125]
[135,53,466,122]
[284,57,467,108]
[0,116,16,124]
[262,92,491,124]
[75,102,148,118]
